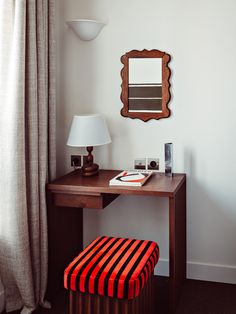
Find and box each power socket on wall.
[70,155,89,168]
[147,158,159,170]
[71,155,81,168]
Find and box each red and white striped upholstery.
[64,236,159,300]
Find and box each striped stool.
[64,236,159,314]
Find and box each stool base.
[69,275,154,314]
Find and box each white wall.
[57,0,236,283]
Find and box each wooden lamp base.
[82,163,99,176]
[81,146,99,176]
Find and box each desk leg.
[169,181,186,313]
[46,191,83,300]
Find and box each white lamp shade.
[66,19,105,41]
[67,114,111,147]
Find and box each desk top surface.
[48,170,186,197]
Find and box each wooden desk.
[47,170,186,313]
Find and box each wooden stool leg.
[93,294,101,314]
[69,291,75,314]
[103,295,110,314]
[130,297,138,314]
[85,293,92,313]
[113,298,120,314]
[69,291,82,314]
[121,299,129,314]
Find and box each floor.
[4,278,236,314]
[176,279,236,314]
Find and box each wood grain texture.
[120,49,171,122]
[169,180,186,313]
[47,170,185,198]
[46,190,83,300]
[53,192,119,209]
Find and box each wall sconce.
[66,19,106,41]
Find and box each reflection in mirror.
[128,58,162,113]
[120,49,171,122]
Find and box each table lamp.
[67,114,111,176]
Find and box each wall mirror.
[120,49,171,122]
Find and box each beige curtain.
[0,1,56,313]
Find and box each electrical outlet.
[71,155,81,167]
[147,158,159,170]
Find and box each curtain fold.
[0,1,56,313]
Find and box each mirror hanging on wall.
[120,49,171,122]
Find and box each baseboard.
[155,258,169,276]
[155,259,236,284]
[187,261,236,284]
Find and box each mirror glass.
[128,58,162,113]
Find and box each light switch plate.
[134,158,146,170]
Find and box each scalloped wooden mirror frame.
[120,49,171,122]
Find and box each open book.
[109,170,153,187]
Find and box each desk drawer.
[52,192,118,209]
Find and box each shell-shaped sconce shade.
[66,19,105,41]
